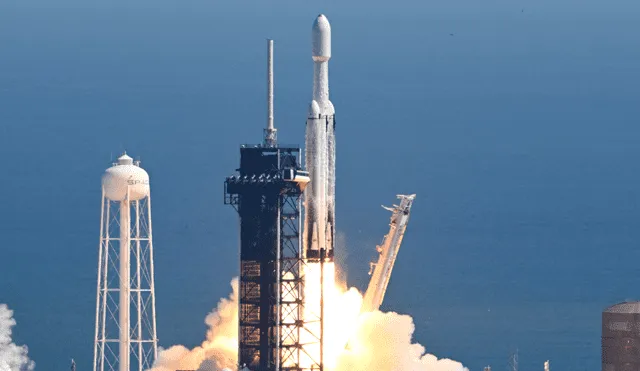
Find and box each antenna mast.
[264,39,277,147]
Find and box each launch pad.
[223,14,414,371]
[84,13,417,371]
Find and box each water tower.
[93,153,158,371]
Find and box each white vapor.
[336,310,468,371]
[149,275,468,371]
[333,231,349,287]
[149,278,238,371]
[0,304,35,371]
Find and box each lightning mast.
[361,194,416,313]
[93,153,158,371]
[264,39,277,147]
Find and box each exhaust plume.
[333,232,349,287]
[336,310,468,371]
[150,273,467,371]
[0,304,35,371]
[149,279,239,371]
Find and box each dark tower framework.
[225,145,322,371]
[224,38,323,371]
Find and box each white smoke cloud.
[150,276,467,371]
[149,278,238,371]
[0,304,35,371]
[336,310,468,371]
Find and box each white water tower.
[93,153,158,371]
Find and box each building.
[602,301,640,370]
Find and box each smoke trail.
[0,304,35,371]
[333,232,349,288]
[149,279,238,371]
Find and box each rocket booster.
[304,14,336,260]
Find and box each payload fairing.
[304,14,336,261]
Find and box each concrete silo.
[603,302,640,371]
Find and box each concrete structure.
[603,302,640,371]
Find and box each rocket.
[304,14,336,261]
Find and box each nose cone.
[312,14,331,62]
[309,100,321,117]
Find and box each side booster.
[304,14,336,261]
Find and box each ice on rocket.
[304,14,336,261]
[312,14,331,62]
[309,14,334,117]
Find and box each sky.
[0,0,640,370]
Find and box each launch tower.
[93,153,158,371]
[225,40,320,371]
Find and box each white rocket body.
[304,14,335,260]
